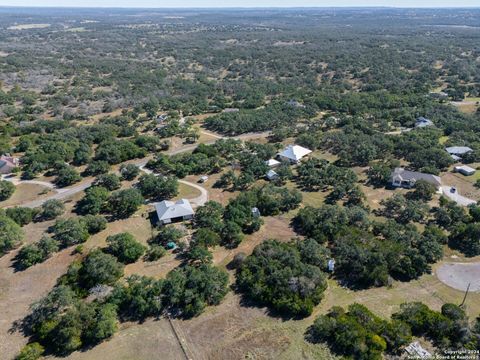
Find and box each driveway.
[437,262,480,292]
[441,186,476,206]
[6,130,269,208]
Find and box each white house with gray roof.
[278,145,312,164]
[154,199,194,225]
[390,168,442,190]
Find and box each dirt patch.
[437,262,480,292]
[0,183,54,208]
[0,248,76,360]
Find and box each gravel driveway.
[437,262,480,292]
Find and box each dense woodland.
[0,7,479,360]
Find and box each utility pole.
[460,283,471,308]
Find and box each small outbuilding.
[251,207,261,218]
[199,175,209,183]
[266,169,279,181]
[0,155,19,175]
[454,165,476,176]
[265,158,281,168]
[278,145,312,164]
[154,199,194,225]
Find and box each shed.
[251,207,261,218]
[454,165,476,176]
[199,175,209,183]
[154,199,194,225]
[266,169,279,181]
[265,158,281,168]
[327,259,335,272]
[405,342,431,359]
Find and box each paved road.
[441,186,477,207]
[9,130,269,209]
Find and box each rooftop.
[278,145,312,162]
[154,199,194,221]
[445,146,473,155]
[391,168,442,187]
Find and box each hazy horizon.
[0,1,479,9]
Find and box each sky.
[0,0,479,8]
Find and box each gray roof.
[154,199,194,221]
[445,146,473,155]
[415,117,434,127]
[266,169,278,179]
[391,168,441,187]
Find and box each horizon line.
[0,5,480,9]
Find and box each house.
[222,108,239,113]
[0,155,19,175]
[156,114,168,123]
[454,165,476,176]
[446,146,473,157]
[390,168,442,190]
[415,117,434,128]
[286,99,306,109]
[251,207,261,218]
[266,169,279,181]
[404,342,431,359]
[265,158,280,168]
[154,199,194,225]
[278,145,312,164]
[429,91,448,100]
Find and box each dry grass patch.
[0,183,54,207]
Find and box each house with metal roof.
[415,117,434,128]
[154,199,194,225]
[0,155,19,175]
[390,168,442,190]
[445,146,473,156]
[278,145,312,164]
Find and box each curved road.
[9,130,269,209]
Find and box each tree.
[410,179,437,201]
[93,173,121,191]
[186,246,213,265]
[82,303,118,345]
[162,264,228,318]
[236,240,328,317]
[84,160,110,176]
[14,236,59,270]
[76,186,109,215]
[55,166,81,188]
[0,215,24,256]
[51,218,89,247]
[107,188,144,219]
[449,223,480,256]
[194,201,224,233]
[79,249,124,289]
[0,180,15,201]
[6,207,37,226]
[109,275,163,321]
[120,163,140,181]
[15,342,45,360]
[192,228,221,248]
[106,232,146,264]
[81,215,107,234]
[137,174,178,201]
[40,199,65,220]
